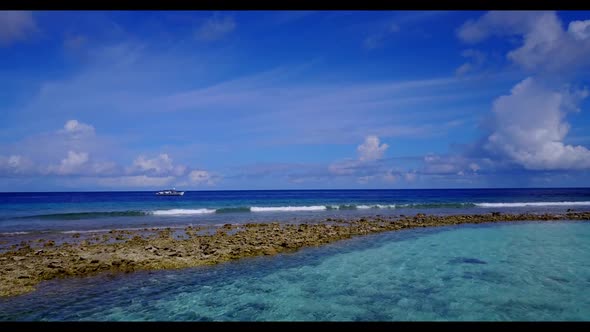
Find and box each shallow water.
[1,221,589,321]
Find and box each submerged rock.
[1,211,589,298]
[448,257,488,265]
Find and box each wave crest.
[251,206,327,212]
[152,209,216,216]
[475,201,590,208]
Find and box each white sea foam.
[0,231,30,235]
[152,209,216,216]
[251,206,327,212]
[374,204,396,209]
[475,201,590,208]
[355,204,396,209]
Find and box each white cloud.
[357,135,388,161]
[60,119,95,138]
[455,49,486,76]
[452,11,590,176]
[569,20,590,40]
[189,170,216,185]
[131,153,186,177]
[0,155,34,175]
[45,150,118,177]
[0,11,36,46]
[0,122,219,186]
[329,135,390,179]
[7,155,21,168]
[457,11,590,74]
[195,14,236,41]
[457,11,541,43]
[49,151,89,175]
[484,77,590,170]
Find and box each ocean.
[1,188,589,321]
[1,188,590,234]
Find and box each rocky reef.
[1,211,590,297]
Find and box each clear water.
[1,221,589,321]
[2,188,590,233]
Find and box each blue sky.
[1,10,590,191]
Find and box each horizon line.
[1,186,590,194]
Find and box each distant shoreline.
[1,211,590,298]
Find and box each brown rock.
[263,248,278,255]
[47,262,63,269]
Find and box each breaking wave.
[475,201,590,208]
[8,201,588,221]
[151,209,216,216]
[250,206,327,212]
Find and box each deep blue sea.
[1,188,590,234]
[1,189,590,321]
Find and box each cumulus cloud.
[327,135,394,182]
[0,120,219,187]
[457,11,590,74]
[569,20,590,40]
[357,135,389,161]
[0,155,34,175]
[0,11,36,46]
[416,73,590,176]
[484,77,590,170]
[195,14,236,41]
[328,135,390,179]
[60,119,95,138]
[448,11,590,177]
[131,153,187,177]
[48,151,89,175]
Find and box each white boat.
[156,188,185,196]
